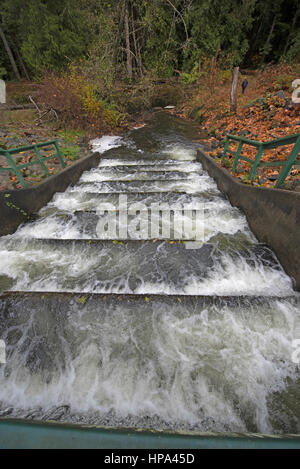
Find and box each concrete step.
[1,290,298,308]
[98,158,199,167]
[41,191,224,214]
[70,178,217,194]
[97,163,202,172]
[0,291,299,431]
[79,170,200,183]
[25,198,252,242]
[0,239,293,296]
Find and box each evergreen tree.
[0,0,299,79]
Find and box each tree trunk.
[124,1,133,80]
[131,3,143,77]
[13,41,31,80]
[283,7,300,56]
[264,15,276,54]
[230,67,239,113]
[211,43,221,74]
[166,0,189,42]
[113,1,126,67]
[137,40,143,78]
[0,25,21,80]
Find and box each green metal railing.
[222,133,300,188]
[0,140,66,188]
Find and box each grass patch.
[60,144,80,161]
[59,129,86,144]
[0,110,36,125]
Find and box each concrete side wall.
[197,151,300,291]
[0,152,100,236]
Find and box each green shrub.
[59,129,85,143]
[61,145,80,161]
[38,71,127,132]
[181,63,204,84]
[14,95,29,105]
[218,69,232,83]
[150,84,183,107]
[222,159,232,169]
[272,74,294,91]
[0,67,7,79]
[189,105,206,123]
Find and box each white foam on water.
[98,159,197,167]
[0,246,101,293]
[44,192,98,213]
[46,192,212,213]
[111,163,202,172]
[90,136,123,154]
[0,240,294,296]
[79,170,197,183]
[12,216,83,240]
[0,300,299,432]
[183,254,295,297]
[162,145,197,161]
[68,178,217,194]
[134,264,294,297]
[12,214,250,242]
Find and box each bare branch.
[28,95,41,114]
[165,0,189,42]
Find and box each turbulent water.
[0,113,299,434]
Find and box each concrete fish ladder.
[0,113,300,447]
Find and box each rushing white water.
[162,145,197,161]
[0,296,299,433]
[0,114,299,434]
[79,169,199,182]
[40,192,222,214]
[67,178,218,194]
[10,202,252,242]
[96,162,203,172]
[98,159,199,167]
[0,240,294,296]
[89,136,123,153]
